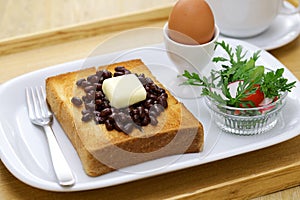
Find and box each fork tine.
[36,86,47,118]
[31,87,42,119]
[25,88,35,120]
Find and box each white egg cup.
[163,22,219,75]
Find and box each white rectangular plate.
[0,38,300,192]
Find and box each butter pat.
[102,74,147,108]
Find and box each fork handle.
[43,125,75,186]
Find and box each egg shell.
[168,0,215,45]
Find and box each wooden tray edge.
[0,5,172,55]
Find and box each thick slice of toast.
[46,59,203,176]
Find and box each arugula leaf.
[214,41,234,64]
[250,50,261,61]
[180,70,207,86]
[235,45,247,63]
[212,57,228,63]
[261,68,296,98]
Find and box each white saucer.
[220,12,300,50]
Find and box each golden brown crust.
[46,59,204,176]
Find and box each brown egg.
[168,0,215,45]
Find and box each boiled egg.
[168,0,215,45]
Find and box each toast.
[46,59,204,176]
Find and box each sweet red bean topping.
[82,112,93,122]
[105,119,114,131]
[76,78,86,86]
[84,85,95,93]
[94,83,102,91]
[87,75,100,83]
[113,71,124,77]
[71,97,83,106]
[71,66,168,134]
[115,66,126,72]
[100,108,112,117]
[81,80,91,88]
[85,102,95,111]
[81,109,90,115]
[101,70,112,79]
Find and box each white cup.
[163,23,219,74]
[206,0,300,38]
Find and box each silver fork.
[25,86,75,186]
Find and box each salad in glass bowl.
[181,41,296,135]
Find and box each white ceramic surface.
[207,0,300,38]
[0,39,299,192]
[219,11,300,50]
[163,23,219,76]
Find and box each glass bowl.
[204,91,287,135]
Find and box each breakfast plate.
[0,38,300,192]
[220,10,300,50]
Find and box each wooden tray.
[0,5,300,199]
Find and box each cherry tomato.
[241,84,264,107]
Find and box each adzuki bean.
[76,78,86,86]
[71,97,83,106]
[71,66,168,134]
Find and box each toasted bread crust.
[46,59,203,176]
